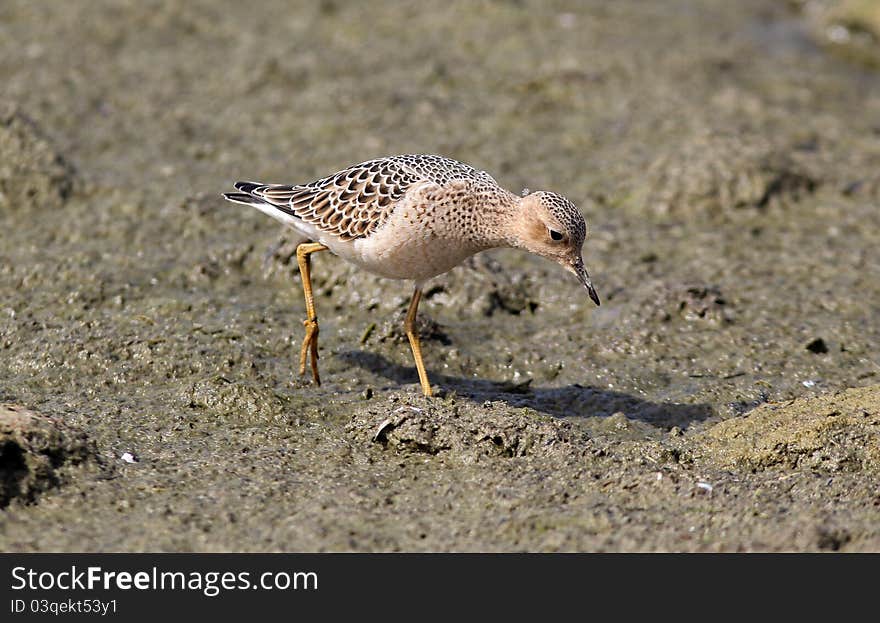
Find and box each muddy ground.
[1,0,879,551]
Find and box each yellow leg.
[295,242,328,384]
[404,287,433,397]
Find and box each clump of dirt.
[346,394,589,463]
[0,404,98,508]
[372,309,451,347]
[693,384,880,472]
[593,279,736,364]
[628,281,734,326]
[640,128,817,216]
[187,376,292,427]
[0,101,78,211]
[259,231,310,280]
[427,254,542,318]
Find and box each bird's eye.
[549,229,564,241]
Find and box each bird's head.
[508,190,600,305]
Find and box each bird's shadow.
[338,350,714,429]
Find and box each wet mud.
[1,0,879,550]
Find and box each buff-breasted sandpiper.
[223,154,600,397]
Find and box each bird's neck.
[470,189,521,249]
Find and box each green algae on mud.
[694,385,880,473]
[0,0,879,551]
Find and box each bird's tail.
[222,181,269,206]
